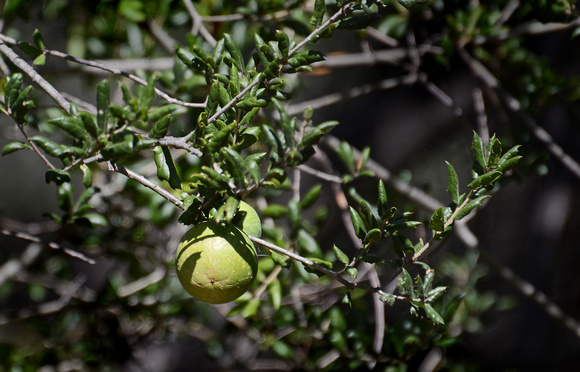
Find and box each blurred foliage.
[0,0,578,371]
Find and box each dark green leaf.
[337,14,381,30]
[430,207,445,231]
[446,161,460,204]
[287,50,325,68]
[472,131,487,169]
[18,41,41,56]
[455,195,490,220]
[310,0,326,27]
[377,180,389,218]
[349,206,367,240]
[487,136,502,168]
[29,136,62,157]
[2,141,30,155]
[496,155,522,174]
[468,170,501,189]
[385,221,422,232]
[33,29,46,50]
[57,182,73,212]
[298,229,320,255]
[379,293,396,306]
[336,141,356,174]
[427,286,447,302]
[153,146,181,189]
[269,280,282,311]
[48,116,89,141]
[79,111,99,138]
[149,114,171,139]
[80,164,93,188]
[263,204,288,218]
[363,228,382,245]
[398,268,414,297]
[332,245,350,265]
[207,122,236,152]
[276,30,290,59]
[299,184,322,209]
[304,257,332,276]
[424,303,445,325]
[223,33,244,72]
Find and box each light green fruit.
[235,201,262,238]
[176,221,258,304]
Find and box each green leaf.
[75,187,96,212]
[336,141,356,174]
[97,80,110,132]
[337,14,381,30]
[18,41,41,56]
[379,293,396,306]
[298,229,320,255]
[207,122,236,152]
[472,131,487,169]
[398,268,414,298]
[47,116,89,141]
[2,141,31,155]
[332,245,350,265]
[57,182,73,212]
[287,50,325,69]
[153,146,181,189]
[221,148,247,186]
[445,161,460,204]
[349,206,367,240]
[427,286,447,302]
[455,195,490,220]
[29,136,62,157]
[468,170,502,189]
[33,29,46,50]
[304,257,333,276]
[223,33,245,72]
[149,114,171,139]
[310,0,326,27]
[346,267,357,280]
[363,228,382,245]
[269,280,282,311]
[262,204,288,218]
[496,155,522,174]
[33,54,46,66]
[385,221,422,232]
[5,73,23,108]
[430,207,445,232]
[276,30,290,59]
[79,111,99,138]
[299,184,322,209]
[80,164,93,188]
[241,298,261,318]
[487,136,502,168]
[423,303,445,325]
[377,180,389,218]
[214,196,240,224]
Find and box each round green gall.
[176,221,258,304]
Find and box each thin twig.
[0,227,96,264]
[0,42,71,113]
[458,47,580,179]
[473,17,580,45]
[286,74,417,116]
[183,0,217,47]
[0,33,205,109]
[108,162,184,210]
